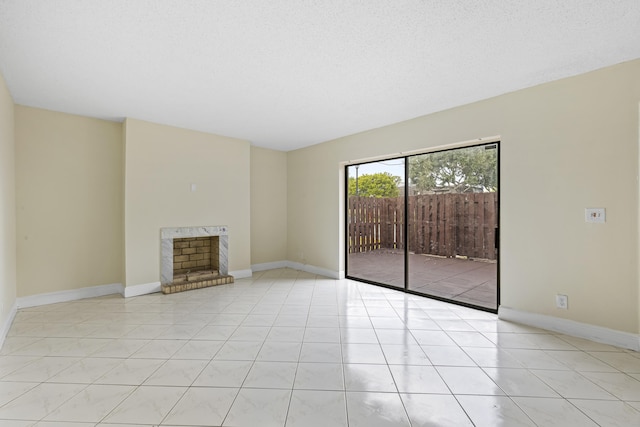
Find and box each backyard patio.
[348,249,497,310]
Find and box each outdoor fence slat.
[374,197,379,250]
[353,197,357,253]
[485,192,496,259]
[408,195,415,253]
[363,197,368,251]
[354,197,360,254]
[373,198,378,250]
[447,194,453,257]
[417,195,424,254]
[407,196,412,252]
[483,194,488,258]
[445,195,452,256]
[464,194,472,257]
[387,197,394,249]
[467,194,473,257]
[371,197,376,251]
[484,193,491,258]
[428,195,436,254]
[456,194,460,257]
[348,197,354,254]
[397,196,404,250]
[358,197,361,253]
[472,194,478,257]
[433,195,439,254]
[351,197,355,254]
[471,194,477,257]
[462,194,469,256]
[479,193,487,258]
[466,194,478,258]
[381,198,387,248]
[364,197,369,252]
[436,194,443,256]
[418,195,424,252]
[347,197,355,253]
[420,195,426,254]
[454,194,461,256]
[386,199,392,249]
[367,197,373,251]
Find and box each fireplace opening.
[172,236,220,284]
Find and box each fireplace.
[160,226,234,294]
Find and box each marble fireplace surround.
[160,225,229,285]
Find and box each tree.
[409,146,497,193]
[348,172,401,197]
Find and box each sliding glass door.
[346,158,405,289]
[406,144,499,310]
[345,143,499,312]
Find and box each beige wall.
[288,59,640,334]
[250,146,287,265]
[123,118,251,286]
[15,107,123,297]
[0,73,16,324]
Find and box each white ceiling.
[1,1,639,151]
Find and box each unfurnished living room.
[1,1,640,426]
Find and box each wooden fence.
[347,192,498,260]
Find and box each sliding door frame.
[345,141,500,313]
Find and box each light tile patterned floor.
[0,268,639,426]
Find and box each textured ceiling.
[1,1,639,151]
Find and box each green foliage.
[348,172,401,198]
[409,146,497,193]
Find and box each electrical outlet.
[556,294,568,309]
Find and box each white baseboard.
[0,303,18,350]
[229,269,253,279]
[251,261,288,272]
[123,281,161,298]
[285,261,341,279]
[16,283,124,309]
[499,306,640,352]
[250,260,342,279]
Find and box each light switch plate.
[556,294,568,309]
[585,208,605,223]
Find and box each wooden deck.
[347,249,497,310]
